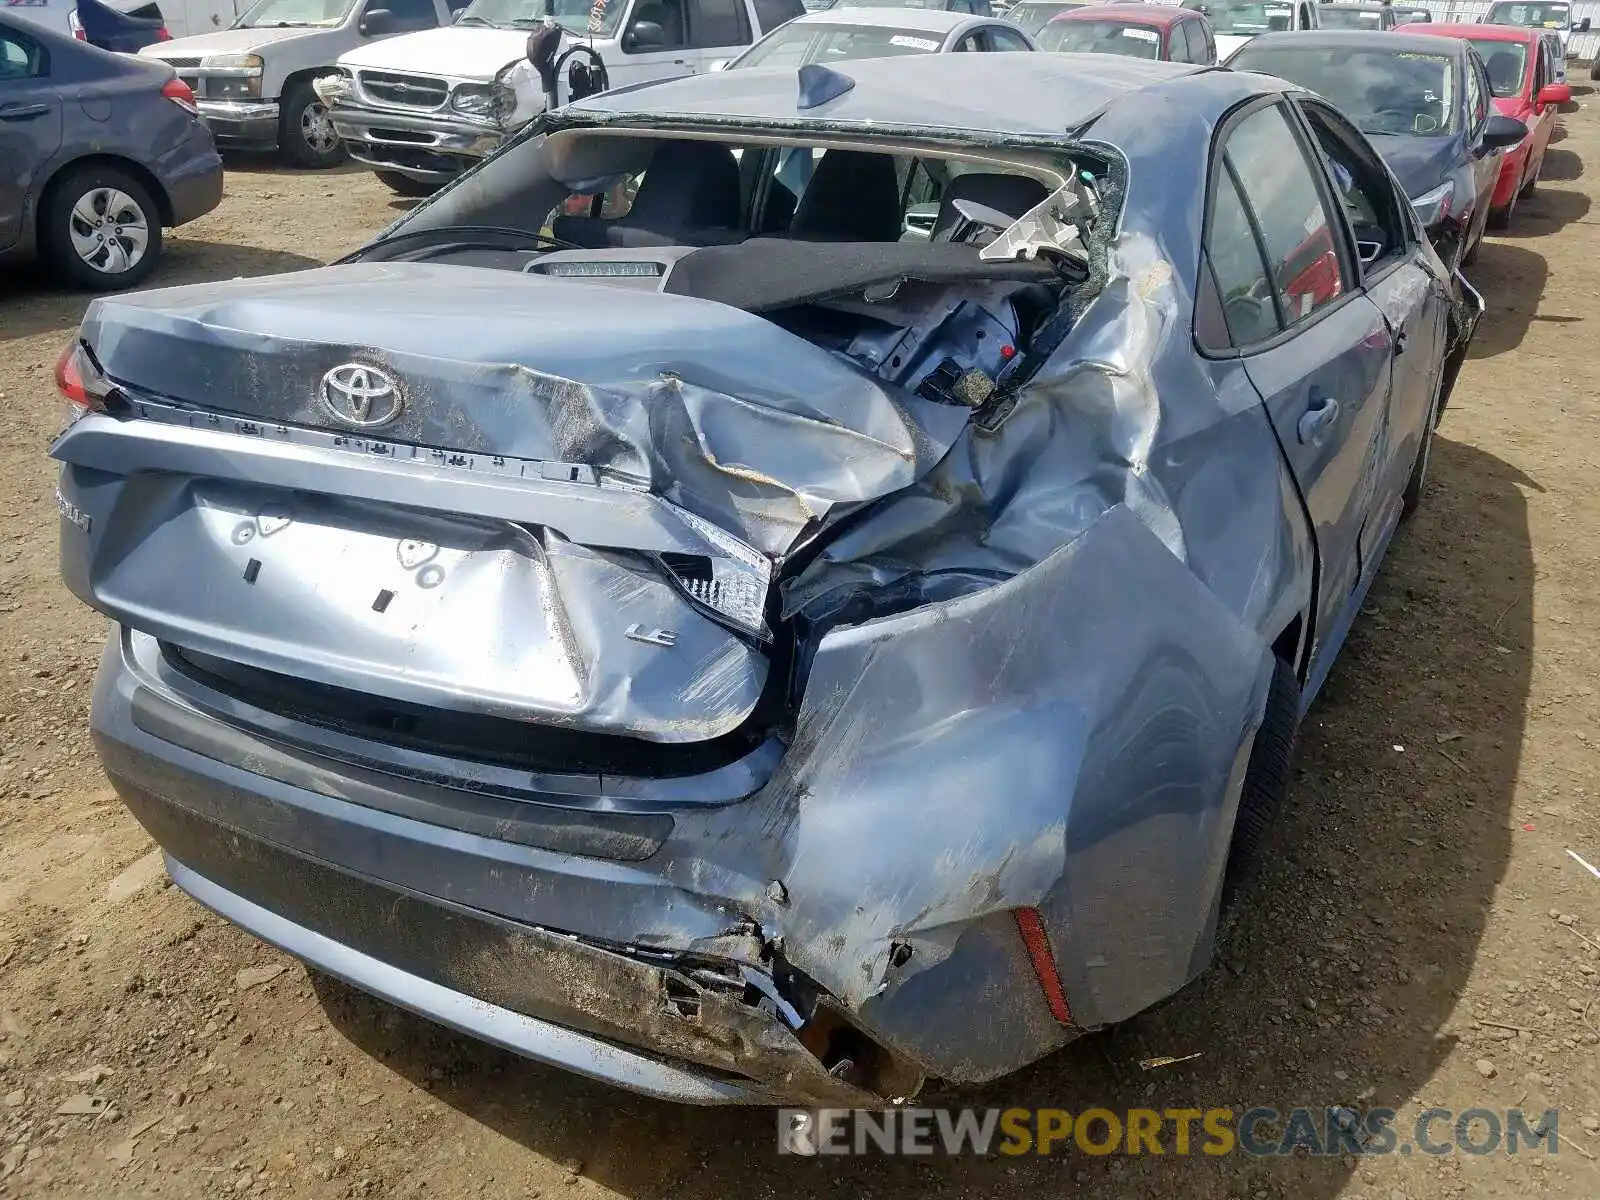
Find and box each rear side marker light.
[1014,906,1074,1027]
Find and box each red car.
[1039,2,1217,63]
[1400,22,1569,225]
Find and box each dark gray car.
[53,53,1480,1105]
[0,14,222,289]
[1228,31,1527,268]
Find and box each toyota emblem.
[320,363,403,428]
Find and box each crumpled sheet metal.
[671,505,1274,1083]
[783,232,1307,645]
[78,263,968,558]
[669,233,1302,1081]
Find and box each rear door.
[0,21,61,253]
[1206,99,1394,684]
[1529,34,1559,171]
[1293,95,1447,559]
[1462,47,1501,217]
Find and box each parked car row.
[48,48,1491,1112]
[1230,23,1569,264]
[0,12,222,288]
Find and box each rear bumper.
[197,99,280,152]
[328,102,503,182]
[92,629,876,1106]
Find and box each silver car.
[53,52,1480,1106]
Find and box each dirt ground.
[3,102,1600,1199]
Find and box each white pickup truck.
[1180,0,1319,58]
[140,0,454,168]
[319,0,804,194]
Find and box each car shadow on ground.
[1467,241,1554,359]
[0,241,325,345]
[1505,181,1592,237]
[217,152,370,179]
[309,433,1535,1196]
[1538,147,1584,181]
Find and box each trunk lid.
[55,263,968,744]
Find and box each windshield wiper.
[454,14,495,23]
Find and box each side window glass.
[752,0,803,29]
[1465,54,1489,128]
[1177,22,1198,61]
[988,26,1032,50]
[379,0,440,30]
[0,33,44,81]
[1297,98,1408,272]
[1205,166,1282,348]
[624,0,688,49]
[689,0,751,47]
[1226,103,1347,324]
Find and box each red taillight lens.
[1014,907,1074,1027]
[56,341,121,416]
[56,342,92,410]
[156,25,172,39]
[161,77,198,115]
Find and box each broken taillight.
[1014,907,1074,1027]
[55,341,122,419]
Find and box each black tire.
[1590,58,1600,80]
[1221,656,1300,911]
[1401,406,1434,517]
[1459,211,1483,267]
[279,80,346,169]
[374,170,441,198]
[41,164,163,292]
[1487,187,1516,230]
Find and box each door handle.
[0,103,50,121]
[1393,327,1408,355]
[1297,395,1340,445]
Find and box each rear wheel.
[1488,185,1518,229]
[42,164,162,291]
[1590,57,1600,80]
[279,81,346,169]
[374,170,441,198]
[1221,656,1300,912]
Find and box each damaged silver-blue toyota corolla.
[51,52,1482,1105]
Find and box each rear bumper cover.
[79,504,1276,1102]
[328,102,503,181]
[91,630,866,1104]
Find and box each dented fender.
[676,505,1274,1085]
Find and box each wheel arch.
[35,154,175,259]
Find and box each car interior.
[352,132,1100,412]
